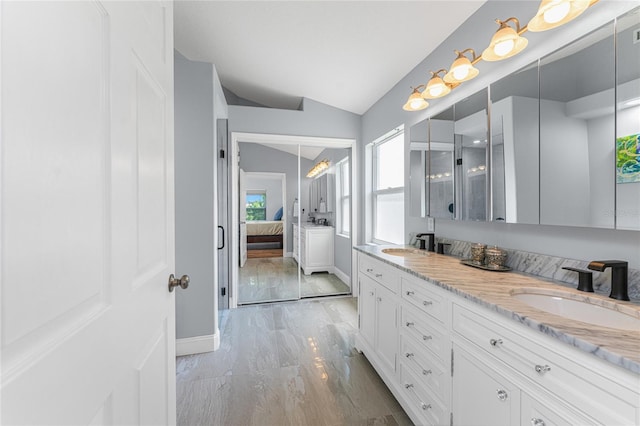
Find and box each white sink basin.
[511,289,640,331]
[381,248,430,257]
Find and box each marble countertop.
[355,245,640,374]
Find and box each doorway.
[230,133,358,308]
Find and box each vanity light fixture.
[482,18,528,61]
[402,86,429,111]
[527,0,595,32]
[306,159,330,178]
[422,70,452,99]
[444,49,481,84]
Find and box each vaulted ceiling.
[174,1,485,115]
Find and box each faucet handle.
[436,242,451,254]
[562,267,594,292]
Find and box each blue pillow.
[273,207,283,221]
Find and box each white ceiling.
[174,1,486,115]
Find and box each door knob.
[168,274,190,292]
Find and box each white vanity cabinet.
[355,250,640,426]
[356,253,399,379]
[293,224,334,275]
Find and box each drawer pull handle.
[496,389,508,401]
[405,352,414,358]
[422,335,432,341]
[406,322,414,327]
[375,273,383,277]
[421,403,431,410]
[406,291,415,296]
[377,297,382,302]
[535,364,551,374]
[404,383,414,389]
[422,369,432,376]
[489,338,503,347]
[422,300,433,306]
[531,419,546,426]
[366,268,373,272]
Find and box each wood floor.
[239,257,351,305]
[247,248,283,259]
[176,297,413,426]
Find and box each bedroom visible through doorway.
[243,172,286,259]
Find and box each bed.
[246,220,284,248]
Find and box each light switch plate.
[427,216,435,232]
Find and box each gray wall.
[239,143,314,253]
[175,51,228,340]
[361,0,640,269]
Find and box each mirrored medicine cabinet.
[409,6,640,231]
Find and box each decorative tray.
[460,259,511,272]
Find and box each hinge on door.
[221,287,226,296]
[219,149,225,159]
[451,348,454,377]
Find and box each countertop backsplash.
[406,234,640,300]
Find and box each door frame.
[230,132,358,309]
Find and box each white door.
[239,168,247,267]
[1,2,178,424]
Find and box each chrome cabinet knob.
[404,383,414,389]
[422,300,433,306]
[369,291,375,296]
[366,268,373,272]
[406,291,415,296]
[406,322,414,327]
[377,297,382,302]
[489,338,503,347]
[405,352,414,358]
[422,369,432,375]
[535,364,551,374]
[421,403,431,410]
[375,273,383,277]
[496,389,508,401]
[423,335,432,341]
[531,418,546,426]
[168,274,190,292]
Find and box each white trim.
[333,267,350,287]
[176,332,220,356]
[284,251,293,258]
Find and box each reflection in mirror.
[409,119,428,217]
[540,22,615,228]
[616,7,640,230]
[490,62,539,224]
[455,89,488,221]
[430,108,455,219]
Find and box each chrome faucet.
[587,260,629,301]
[416,233,435,252]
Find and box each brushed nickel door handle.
[169,274,190,292]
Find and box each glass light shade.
[527,0,591,32]
[422,75,451,99]
[482,25,528,61]
[403,90,429,111]
[444,56,480,84]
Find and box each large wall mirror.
[490,62,539,224]
[539,22,616,228]
[409,118,428,217]
[616,8,640,231]
[454,89,489,221]
[430,108,456,219]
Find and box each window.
[371,129,404,244]
[246,191,266,220]
[335,157,350,236]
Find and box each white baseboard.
[176,330,220,356]
[333,267,351,288]
[285,251,293,258]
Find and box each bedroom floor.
[176,297,413,426]
[238,257,351,305]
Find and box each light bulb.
[410,99,422,109]
[429,85,444,97]
[544,2,571,24]
[494,39,515,57]
[453,65,470,80]
[473,140,481,144]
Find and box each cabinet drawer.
[521,391,597,426]
[401,276,446,324]
[359,254,398,293]
[453,303,637,425]
[399,363,448,426]
[400,336,449,401]
[401,304,448,364]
